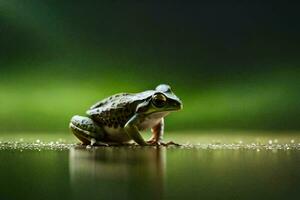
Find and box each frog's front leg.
[124,114,148,146]
[148,118,164,144]
[148,118,180,146]
[69,115,108,146]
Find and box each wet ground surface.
[0,132,300,200]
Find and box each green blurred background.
[0,1,300,133]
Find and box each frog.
[69,84,183,146]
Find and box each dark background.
[0,1,299,132]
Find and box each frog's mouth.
[148,105,182,115]
[169,100,183,111]
[163,104,183,112]
[168,106,183,112]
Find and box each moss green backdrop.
[1,1,299,132]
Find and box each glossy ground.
[0,132,299,200]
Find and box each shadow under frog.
[69,146,166,200]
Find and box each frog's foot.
[162,141,181,146]
[70,115,108,146]
[90,138,109,146]
[146,139,181,146]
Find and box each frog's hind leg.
[69,115,108,146]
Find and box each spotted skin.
[69,84,183,146]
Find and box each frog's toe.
[146,140,165,146]
[146,139,160,146]
[161,141,181,146]
[146,140,181,147]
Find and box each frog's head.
[137,84,183,115]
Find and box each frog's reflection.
[69,146,166,200]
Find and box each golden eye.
[152,93,167,108]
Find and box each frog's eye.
[152,93,167,108]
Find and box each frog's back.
[86,90,155,128]
[89,91,154,109]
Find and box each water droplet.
[268,140,272,145]
[291,139,295,143]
